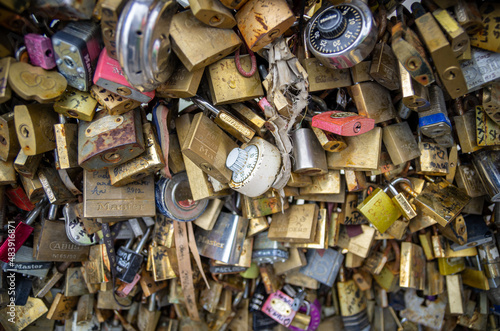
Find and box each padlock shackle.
[134,226,152,254]
[25,197,47,226]
[191,95,220,116]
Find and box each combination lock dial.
[306,0,376,69]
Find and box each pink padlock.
[261,290,297,328]
[312,111,375,136]
[93,48,155,103]
[24,34,56,70]
[116,273,141,297]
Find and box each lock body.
[0,57,12,104]
[382,121,421,165]
[24,33,56,70]
[358,188,401,233]
[14,104,58,156]
[291,128,328,175]
[54,88,97,121]
[90,85,141,115]
[52,21,102,91]
[476,106,500,147]
[170,10,242,71]
[269,204,318,243]
[236,0,295,52]
[38,166,77,205]
[55,122,79,169]
[349,82,397,123]
[0,112,19,162]
[101,0,127,60]
[415,142,449,176]
[156,60,204,98]
[399,62,430,111]
[370,42,400,91]
[190,0,236,28]
[400,242,426,290]
[78,109,145,170]
[472,150,500,202]
[299,248,344,287]
[304,58,351,92]
[312,111,374,136]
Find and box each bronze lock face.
[156,59,204,99]
[0,112,19,162]
[14,104,58,156]
[54,88,98,122]
[90,85,141,116]
[78,109,145,171]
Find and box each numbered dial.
[306,0,376,69]
[227,145,259,183]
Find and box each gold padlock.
[14,104,58,155]
[167,133,186,174]
[207,55,264,105]
[170,10,242,71]
[101,0,127,60]
[181,112,237,184]
[268,204,318,243]
[13,150,42,178]
[345,170,367,192]
[311,126,347,153]
[349,82,397,124]
[483,82,500,125]
[382,119,421,166]
[189,0,236,29]
[453,98,481,154]
[0,112,19,162]
[400,242,426,290]
[54,88,97,121]
[54,115,79,169]
[476,106,500,147]
[156,59,204,99]
[415,141,449,176]
[300,170,341,195]
[398,61,430,112]
[229,103,266,136]
[108,122,165,186]
[0,57,12,103]
[235,0,295,52]
[90,85,141,115]
[38,166,77,205]
[20,174,44,203]
[369,42,400,91]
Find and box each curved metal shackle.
[383,177,413,197]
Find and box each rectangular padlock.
[382,121,421,166]
[14,150,42,178]
[24,33,56,70]
[476,106,500,147]
[38,166,77,205]
[108,122,165,186]
[78,109,145,171]
[54,117,79,170]
[349,82,397,123]
[399,62,430,112]
[93,49,155,103]
[399,242,426,290]
[100,0,127,60]
[369,42,400,91]
[415,142,449,176]
[0,57,12,104]
[483,82,500,125]
[190,0,236,29]
[156,59,204,99]
[83,170,155,218]
[207,55,264,105]
[235,0,295,52]
[14,104,58,156]
[0,112,19,162]
[299,170,341,195]
[52,21,102,91]
[170,9,242,71]
[181,112,237,184]
[19,174,44,203]
[54,88,98,122]
[268,204,318,243]
[311,111,375,137]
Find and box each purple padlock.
[289,299,322,331]
[24,34,56,70]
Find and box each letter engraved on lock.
[218,112,253,137]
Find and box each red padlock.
[312,111,375,136]
[6,185,35,211]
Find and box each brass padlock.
[54,88,97,122]
[382,119,421,166]
[235,0,295,52]
[268,204,318,243]
[156,59,204,99]
[181,112,237,184]
[483,82,500,125]
[412,3,468,99]
[351,61,373,84]
[369,42,400,91]
[108,122,165,186]
[78,109,145,171]
[54,115,79,170]
[337,266,370,330]
[415,141,449,176]
[150,245,176,282]
[0,57,12,103]
[101,0,127,60]
[453,97,481,154]
[357,186,401,234]
[300,170,341,195]
[400,242,426,290]
[311,126,347,153]
[0,112,19,163]
[14,104,57,156]
[189,0,236,29]
[349,82,397,124]
[170,9,242,71]
[207,55,264,105]
[229,103,266,137]
[90,85,141,116]
[13,150,42,178]
[19,174,44,203]
[455,163,487,198]
[327,127,382,171]
[454,0,483,35]
[476,106,500,147]
[38,166,77,205]
[398,61,430,112]
[291,128,328,175]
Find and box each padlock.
[454,0,483,35]
[418,85,452,142]
[391,8,435,86]
[415,140,449,176]
[191,96,256,143]
[200,279,223,313]
[116,0,177,92]
[472,150,500,202]
[195,212,248,264]
[156,58,204,99]
[226,136,281,197]
[337,266,370,331]
[38,166,77,205]
[300,170,341,195]
[369,41,400,91]
[455,163,487,198]
[8,61,67,103]
[460,48,500,92]
[350,61,372,84]
[90,85,141,116]
[18,175,44,203]
[0,112,19,162]
[0,297,47,330]
[452,97,481,154]
[357,185,402,234]
[382,119,421,166]
[412,3,467,99]
[176,113,231,201]
[93,49,155,103]
[477,241,500,281]
[398,61,430,112]
[181,112,237,183]
[14,104,57,156]
[108,122,165,186]
[305,1,376,69]
[63,203,97,246]
[2,246,51,278]
[446,274,466,315]
[421,0,469,57]
[83,170,156,218]
[24,33,56,70]
[83,244,111,284]
[170,9,241,71]
[150,245,176,282]
[236,0,294,52]
[78,109,145,170]
[251,231,288,264]
[483,82,500,125]
[476,106,500,147]
[291,128,327,175]
[399,242,426,290]
[310,126,347,153]
[385,178,418,220]
[54,88,98,122]
[261,290,297,327]
[269,204,318,242]
[32,262,71,298]
[54,115,79,170]
[312,111,375,137]
[46,292,79,320]
[349,82,397,124]
[207,55,264,105]
[64,267,90,297]
[327,127,382,171]
[299,248,344,287]
[100,0,127,60]
[189,0,235,28]
[33,218,90,262]
[0,57,12,104]
[115,227,151,283]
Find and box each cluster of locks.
[0,0,500,329]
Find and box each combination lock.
[305,0,376,69]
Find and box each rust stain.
[254,14,268,31]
